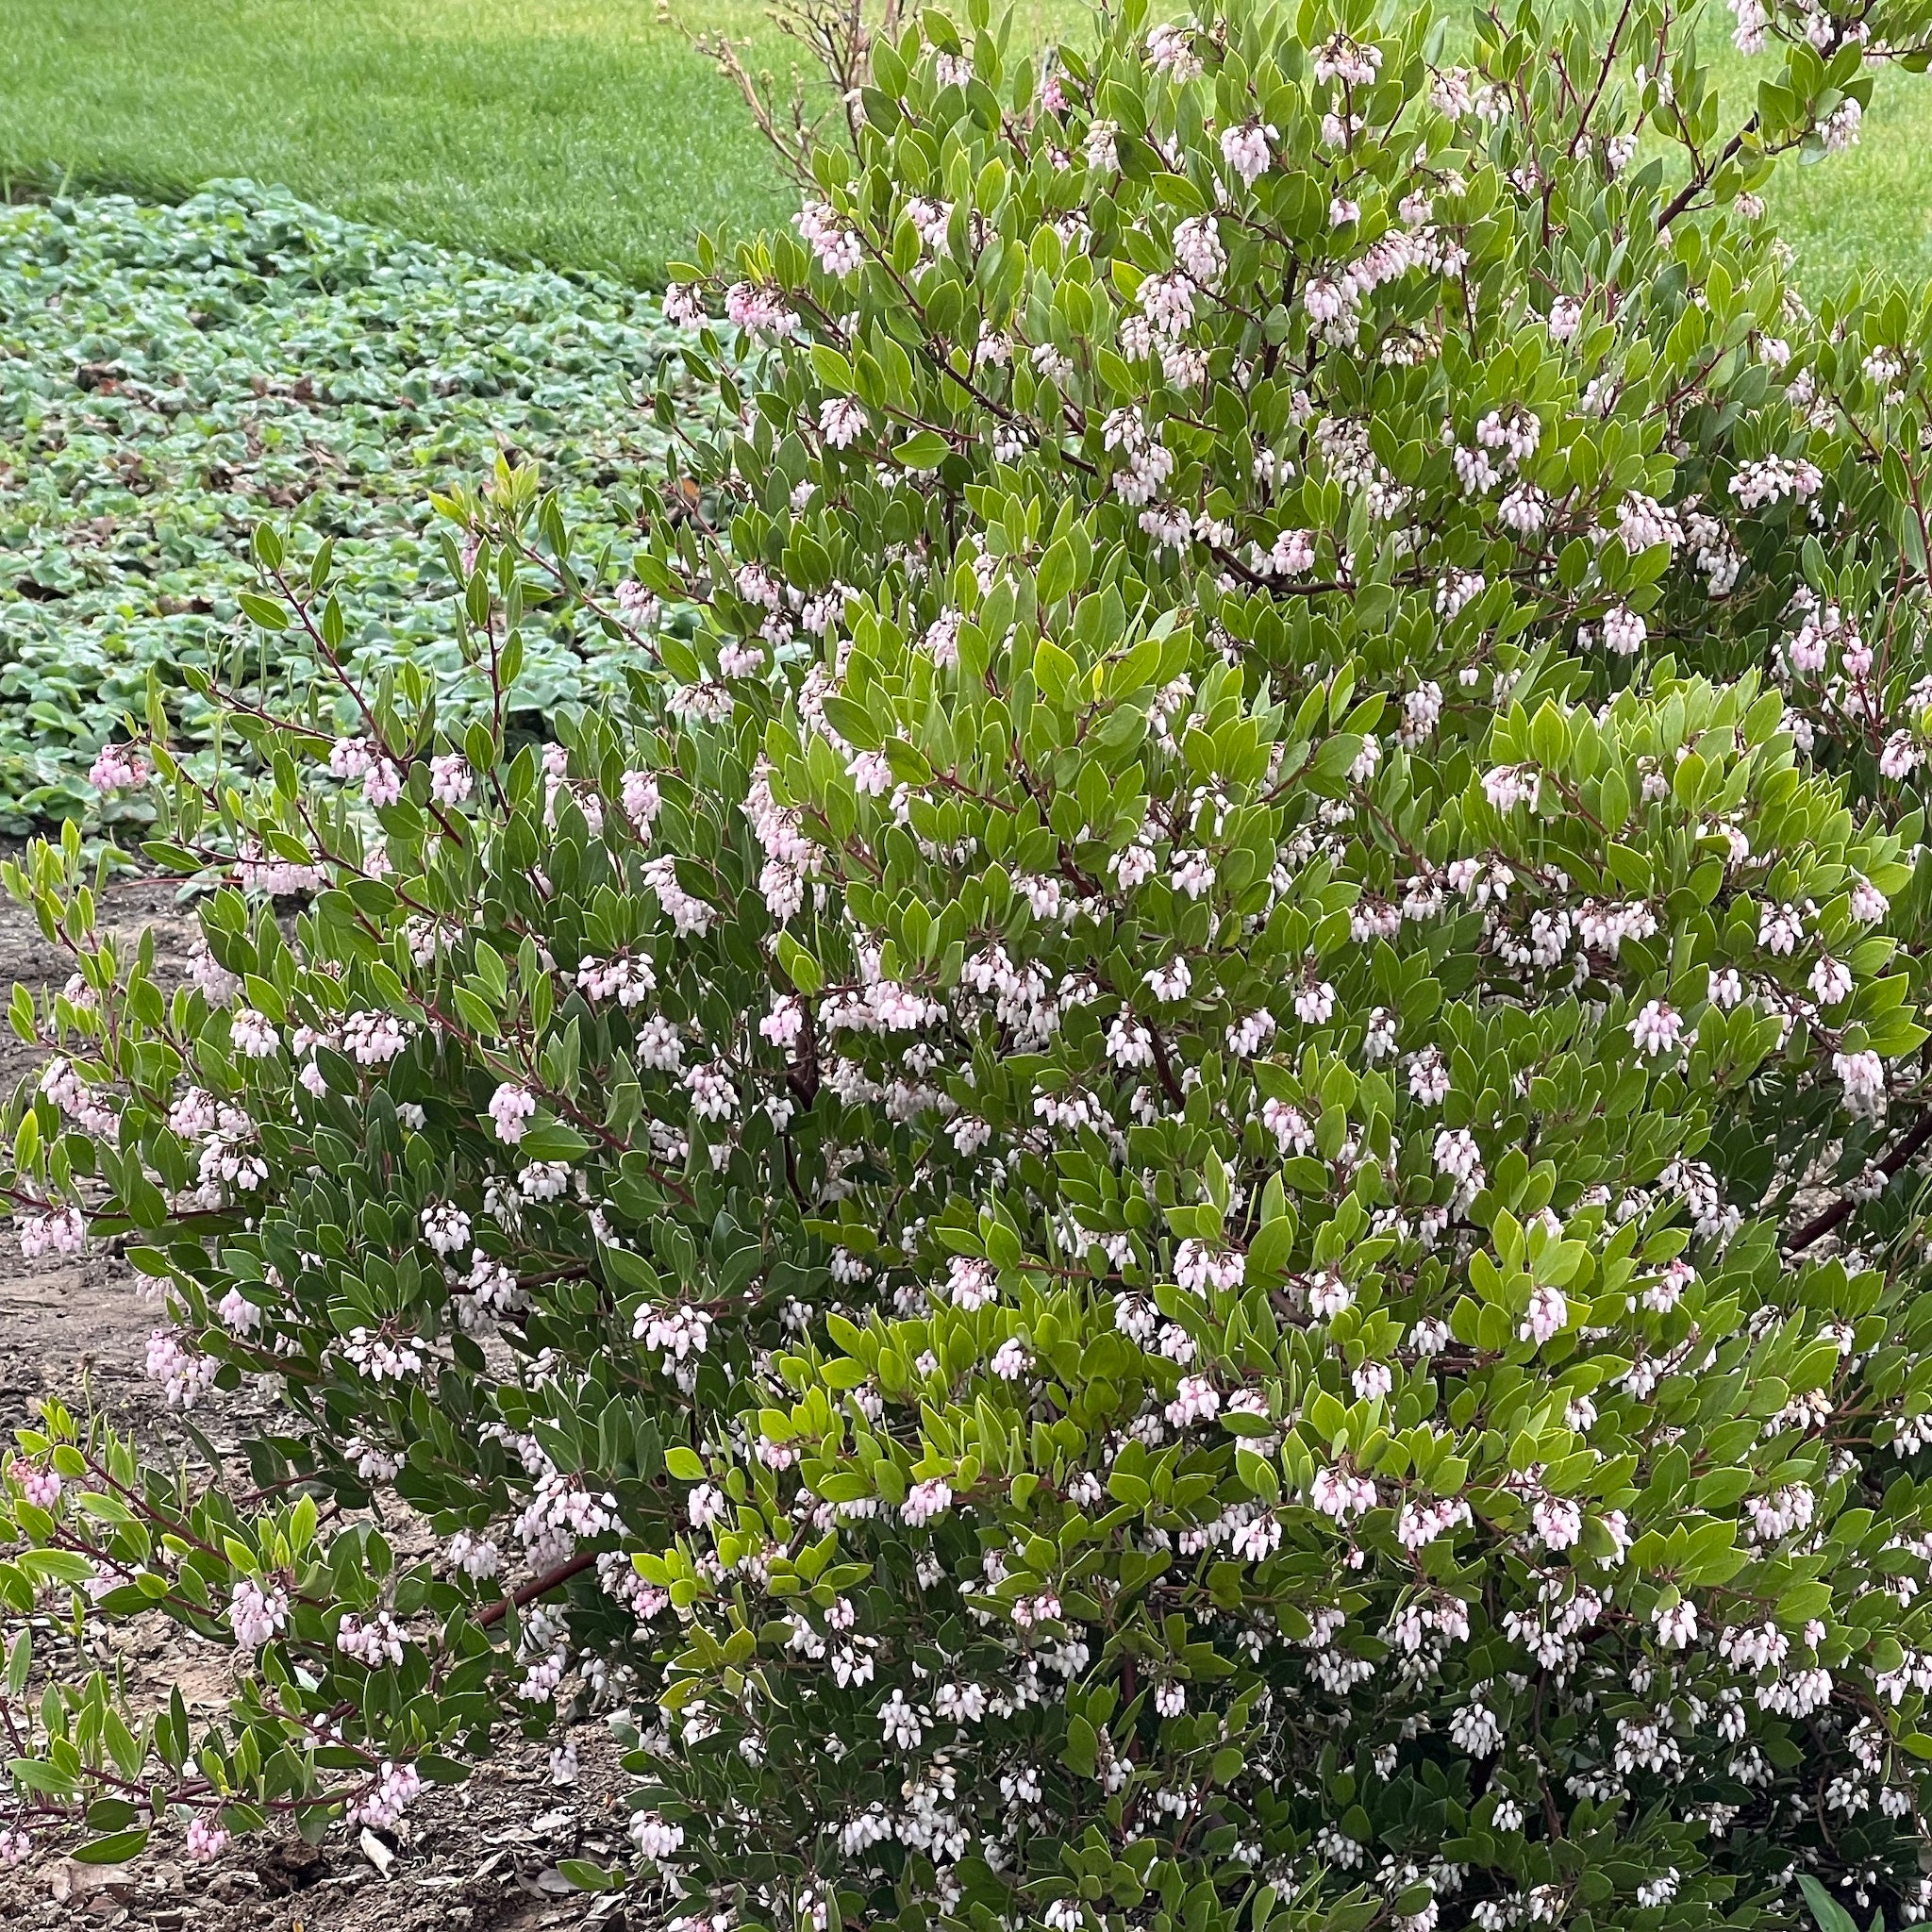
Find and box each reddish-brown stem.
[475,1550,599,1628]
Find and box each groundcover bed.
[0,183,681,835]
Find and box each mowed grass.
[0,0,799,283]
[0,1,1929,287]
[1740,68,1932,293]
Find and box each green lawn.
[1731,55,1932,292]
[0,0,797,285]
[0,3,1929,288]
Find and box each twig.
[1785,1110,1932,1254]
[475,1551,598,1628]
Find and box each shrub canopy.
[11,2,1932,1929]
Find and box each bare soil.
[0,877,637,1932]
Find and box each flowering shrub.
[10,1,1932,1928]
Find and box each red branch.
[1785,1110,1932,1255]
[475,1551,598,1628]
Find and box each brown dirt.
[0,876,639,1932]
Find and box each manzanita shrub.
[11,1,1932,1927]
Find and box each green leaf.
[557,1859,623,1892]
[776,933,824,996]
[1799,1875,1861,1932]
[18,1549,92,1587]
[237,591,290,632]
[73,1829,150,1865]
[894,430,951,471]
[519,1123,591,1162]
[1038,536,1080,607]
[1061,1713,1099,1776]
